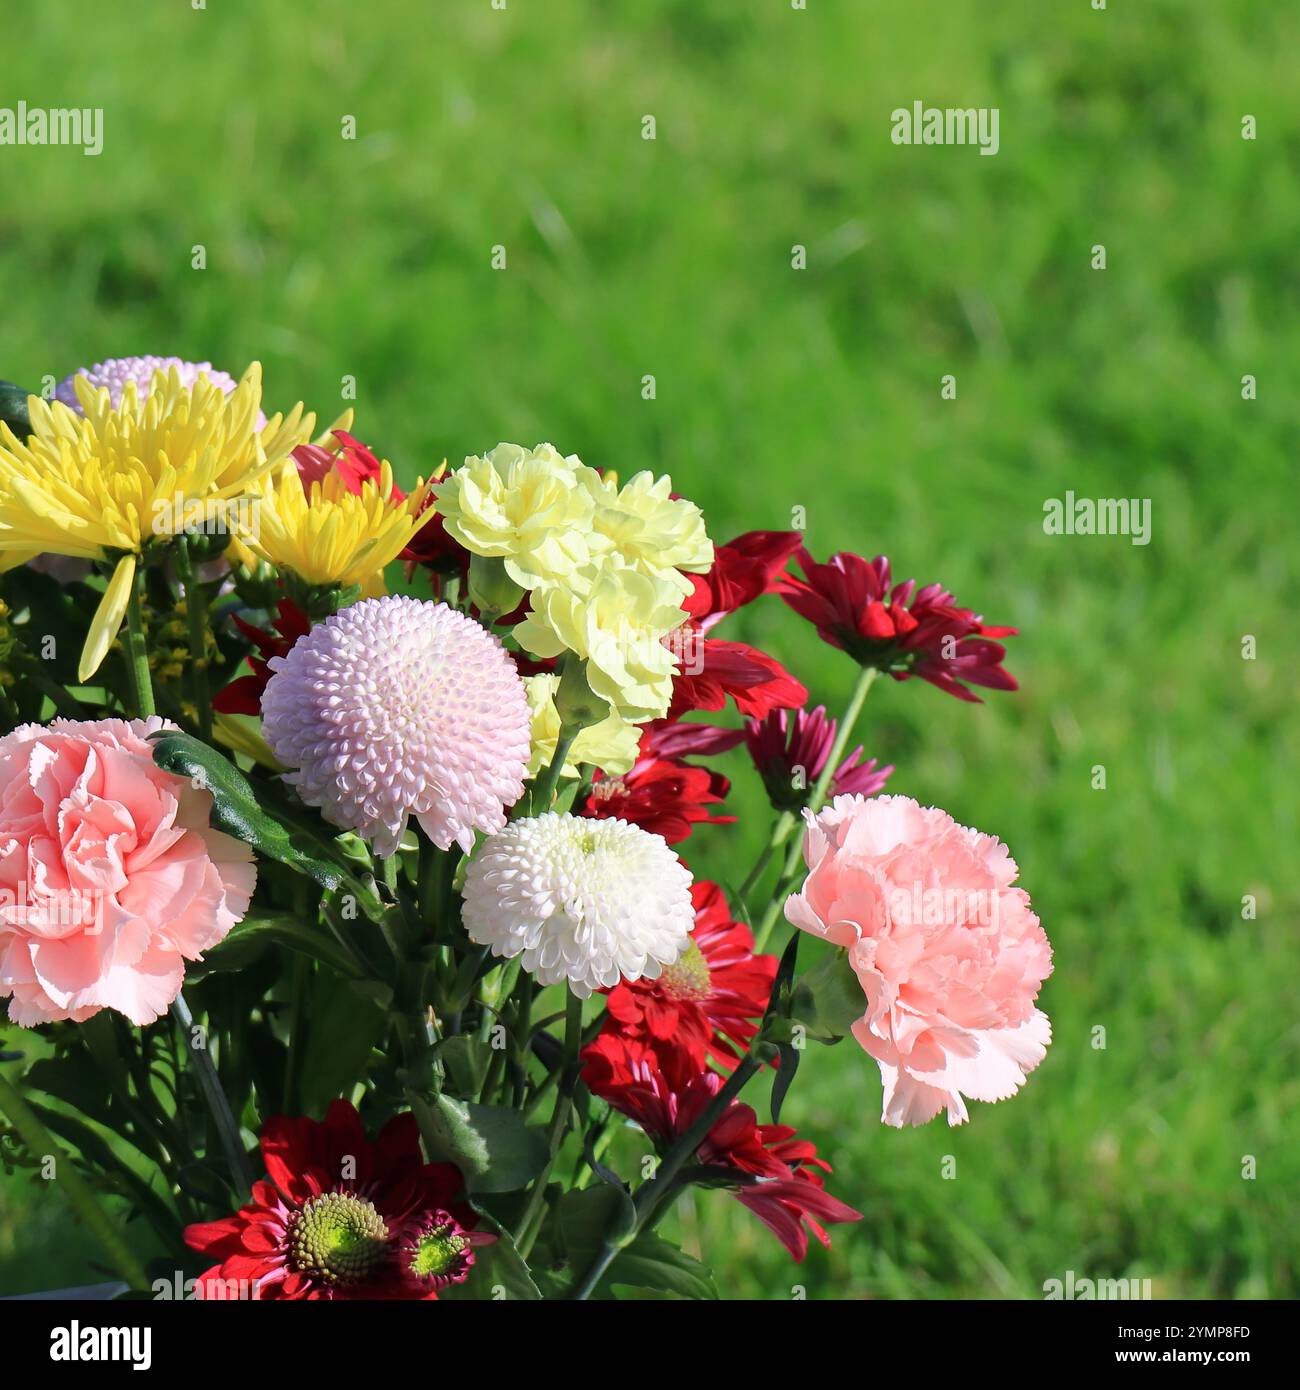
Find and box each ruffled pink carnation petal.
[261,597,530,858]
[785,793,1052,1128]
[0,717,256,1027]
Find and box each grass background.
[2,0,1297,1298]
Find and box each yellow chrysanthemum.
[523,673,641,779]
[514,562,687,723]
[240,459,431,594]
[0,363,318,681]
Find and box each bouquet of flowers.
[0,357,1052,1300]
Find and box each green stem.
[753,665,879,951]
[284,954,311,1114]
[124,563,155,718]
[523,1012,604,1117]
[514,989,584,1258]
[571,1048,763,1299]
[416,832,439,931]
[0,683,19,731]
[807,664,879,816]
[738,809,796,907]
[527,724,579,816]
[0,1065,152,1291]
[177,535,212,740]
[171,994,253,1202]
[510,975,535,1108]
[14,653,86,717]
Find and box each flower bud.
[553,655,610,732]
[467,553,525,619]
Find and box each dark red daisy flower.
[682,530,805,629]
[775,548,1018,702]
[403,491,472,581]
[583,757,732,844]
[745,705,893,812]
[211,598,310,716]
[581,1035,861,1261]
[601,880,777,1079]
[580,722,737,844]
[666,531,809,722]
[668,635,809,722]
[183,1100,490,1300]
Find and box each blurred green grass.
[2,0,1296,1298]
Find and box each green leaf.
[21,1098,181,1245]
[790,946,863,1042]
[770,1041,801,1123]
[556,1183,635,1264]
[297,970,386,1114]
[0,380,32,439]
[603,1233,719,1299]
[149,730,370,900]
[409,1093,548,1194]
[21,1057,117,1130]
[521,1184,637,1296]
[196,912,364,983]
[437,1035,492,1097]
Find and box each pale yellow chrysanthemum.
[523,673,641,779]
[0,363,317,681]
[514,562,687,723]
[583,469,713,590]
[432,442,598,590]
[240,459,431,594]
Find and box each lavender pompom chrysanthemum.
[262,596,530,857]
[54,355,267,427]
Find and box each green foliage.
[410,1094,549,1195]
[148,730,359,895]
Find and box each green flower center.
[288,1192,389,1286]
[408,1224,468,1280]
[658,938,711,1001]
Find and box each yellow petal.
[78,553,136,683]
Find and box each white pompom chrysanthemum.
[262,596,530,857]
[462,813,695,996]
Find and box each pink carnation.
[785,794,1052,1127]
[0,718,256,1027]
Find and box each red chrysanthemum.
[580,722,737,844]
[581,1035,861,1261]
[211,598,310,716]
[183,1100,490,1300]
[776,548,1018,702]
[601,880,777,1080]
